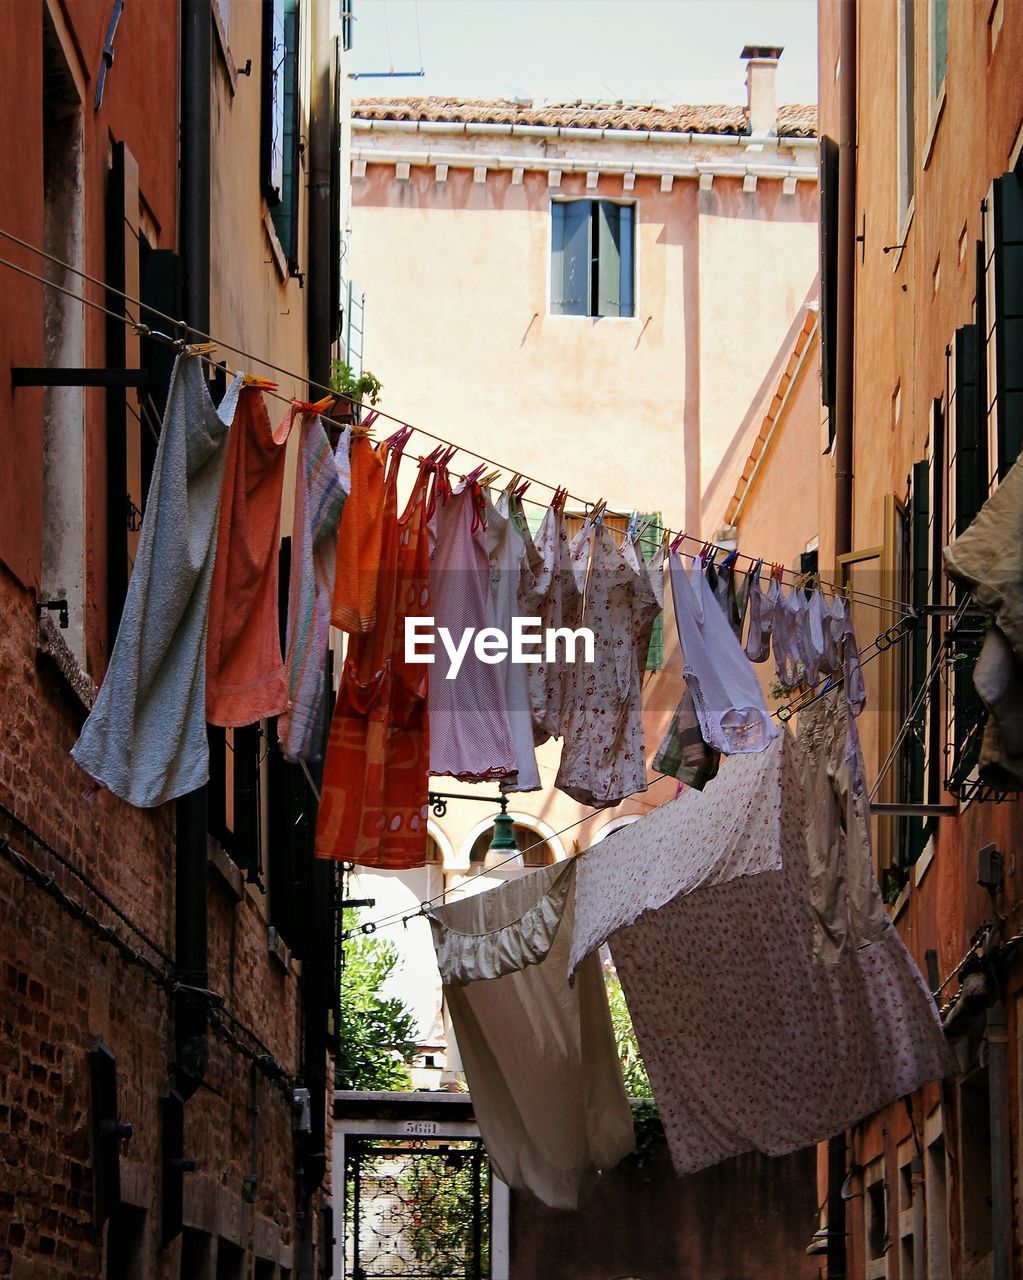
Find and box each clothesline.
[0,229,916,618]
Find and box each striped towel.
[279,418,349,761]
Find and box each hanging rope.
[0,228,917,617]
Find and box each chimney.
[741,45,784,137]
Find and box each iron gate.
[344,1136,490,1280]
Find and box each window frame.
[548,195,638,320]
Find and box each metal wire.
[0,228,917,617]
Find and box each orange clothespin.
[186,341,218,357]
[242,372,279,390]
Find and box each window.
[925,1128,951,1279]
[897,1143,916,1280]
[897,0,916,226]
[262,0,301,269]
[469,822,554,867]
[41,12,86,665]
[982,170,1023,486]
[930,0,948,100]
[959,1069,994,1261]
[179,1229,212,1280]
[864,1158,889,1278]
[105,1205,146,1280]
[346,281,365,375]
[551,199,635,317]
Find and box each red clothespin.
[669,530,686,553]
[515,479,530,499]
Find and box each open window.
[551,199,635,318]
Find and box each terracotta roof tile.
[352,96,818,138]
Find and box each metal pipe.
[988,1002,1011,1280]
[833,0,857,559]
[175,0,212,1103]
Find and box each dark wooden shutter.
[232,724,263,883]
[261,0,286,204]
[983,171,1023,481]
[950,324,985,534]
[902,460,930,862]
[819,135,839,436]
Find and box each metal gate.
[344,1136,490,1280]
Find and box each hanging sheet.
[278,414,349,762]
[205,386,294,727]
[71,354,242,807]
[569,731,955,1178]
[428,860,635,1209]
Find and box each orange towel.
[206,387,294,726]
[331,434,386,632]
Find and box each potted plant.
[329,359,382,422]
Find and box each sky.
[350,0,819,107]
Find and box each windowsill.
[208,839,244,903]
[262,209,290,282]
[891,880,911,923]
[914,836,936,886]
[211,0,239,95]
[892,202,915,272]
[545,312,640,322]
[922,80,947,171]
[36,614,95,712]
[267,926,292,973]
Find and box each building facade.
[342,49,823,1084]
[816,0,1023,1276]
[0,2,351,1276]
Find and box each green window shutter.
[985,170,1023,480]
[595,202,636,318]
[596,201,622,317]
[640,513,663,671]
[951,324,985,534]
[550,200,590,315]
[268,0,300,264]
[903,461,930,862]
[618,204,635,318]
[932,0,948,96]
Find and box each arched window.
[468,822,554,868]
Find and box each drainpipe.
[833,0,857,560]
[175,0,212,1101]
[988,1002,1010,1280]
[299,8,335,1276]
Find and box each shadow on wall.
[510,1144,819,1280]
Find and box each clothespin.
[514,479,529,499]
[722,548,739,570]
[590,498,607,524]
[670,530,686,553]
[478,468,502,488]
[505,472,522,493]
[363,409,381,431]
[626,510,640,539]
[186,341,217,357]
[242,372,279,390]
[751,557,764,580]
[310,394,335,414]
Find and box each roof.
[352,96,818,138]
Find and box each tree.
[337,909,419,1091]
[605,963,652,1098]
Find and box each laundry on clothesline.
[70,358,871,849]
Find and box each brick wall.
[0,563,319,1277]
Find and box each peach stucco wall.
[347,148,820,1047]
[350,162,818,538]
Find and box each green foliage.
[606,965,667,1171]
[403,1146,490,1276]
[329,359,383,405]
[606,966,652,1098]
[336,909,419,1092]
